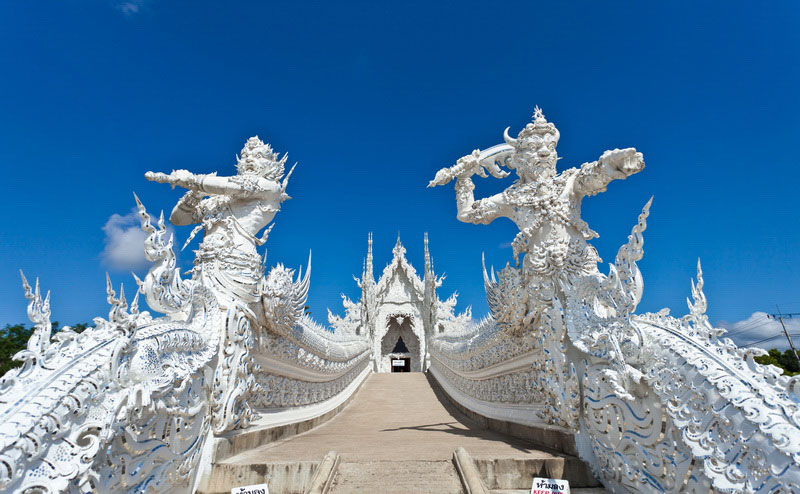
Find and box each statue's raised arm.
[145,136,294,229]
[145,168,284,198]
[144,136,295,271]
[429,144,513,225]
[573,147,644,198]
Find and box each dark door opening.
[390,357,411,372]
[391,336,409,353]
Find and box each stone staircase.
[200,373,606,494]
[330,461,463,494]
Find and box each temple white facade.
[328,233,471,373]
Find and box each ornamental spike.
[503,126,517,147]
[130,287,140,315]
[105,272,115,302]
[20,269,31,298]
[282,163,297,193]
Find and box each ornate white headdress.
[503,106,560,149]
[236,136,288,180]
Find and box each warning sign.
[531,477,569,494]
[231,483,269,494]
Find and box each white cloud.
[101,209,152,271]
[117,0,145,15]
[717,311,800,350]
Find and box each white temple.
[2,110,799,494]
[328,233,471,373]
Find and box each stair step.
[472,456,600,490]
[197,461,318,494]
[330,461,463,494]
[491,490,608,494]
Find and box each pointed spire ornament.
[392,232,406,257]
[365,232,374,284]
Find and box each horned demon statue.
[430,106,644,333]
[430,108,800,493]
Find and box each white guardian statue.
[429,108,800,493]
[430,106,643,334]
[0,137,370,494]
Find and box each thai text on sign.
[531,477,569,494]
[231,483,269,494]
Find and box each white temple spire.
[365,232,374,284]
[424,232,431,275]
[392,232,406,257]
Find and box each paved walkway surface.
[228,372,558,463]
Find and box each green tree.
[0,321,90,375]
[0,324,34,375]
[754,348,800,376]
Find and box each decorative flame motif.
[262,252,312,336]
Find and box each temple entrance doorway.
[379,315,421,372]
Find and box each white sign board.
[531,477,569,494]
[392,359,405,366]
[231,483,269,494]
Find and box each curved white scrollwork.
[0,215,220,493]
[263,252,312,337]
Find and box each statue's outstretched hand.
[429,149,507,187]
[145,171,169,183]
[145,170,195,189]
[599,148,644,179]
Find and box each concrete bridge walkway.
[209,373,603,494]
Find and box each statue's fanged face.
[514,131,559,178]
[235,136,286,180]
[238,157,263,175]
[503,107,560,180]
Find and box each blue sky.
[1,1,799,349]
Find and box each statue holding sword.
[429,107,644,332]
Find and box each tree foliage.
[0,322,89,375]
[754,348,800,376]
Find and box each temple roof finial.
[365,232,374,283]
[392,232,406,257]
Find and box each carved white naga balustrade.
[0,137,370,493]
[428,108,800,493]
